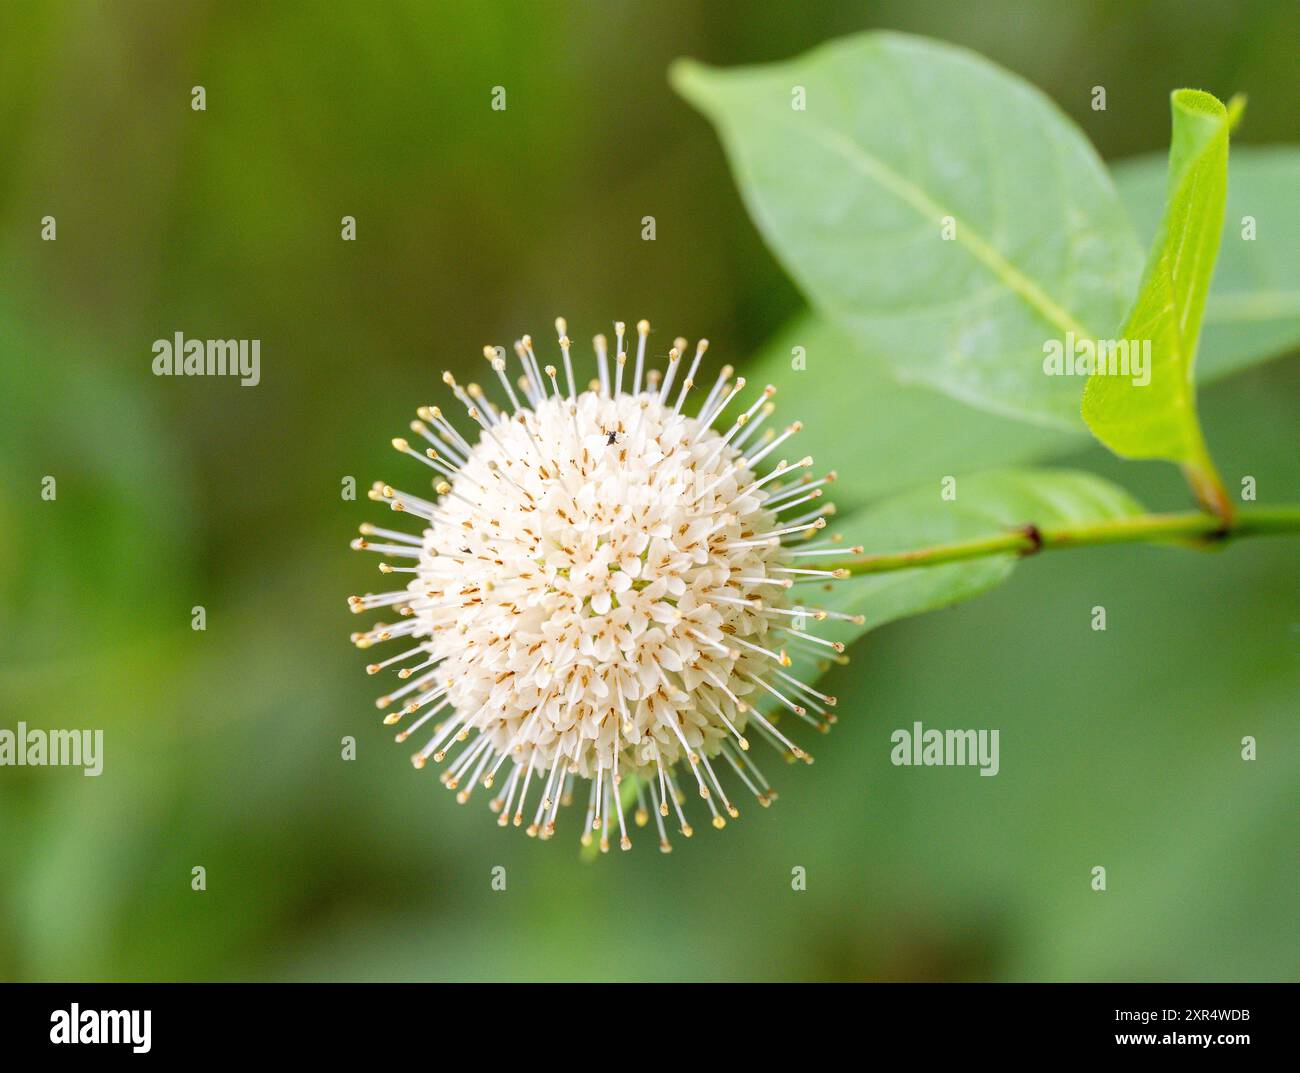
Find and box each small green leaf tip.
[1082,84,1240,520]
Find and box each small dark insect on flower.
[348,317,863,852]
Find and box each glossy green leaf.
[673,31,1142,430]
[1082,90,1242,512]
[1112,145,1300,381]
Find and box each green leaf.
[672,31,1142,430]
[1082,90,1242,516]
[811,469,1144,648]
[1112,145,1300,381]
[748,313,1082,509]
[747,298,1292,511]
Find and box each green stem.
[832,505,1300,577]
[1180,421,1236,526]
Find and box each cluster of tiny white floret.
[349,319,860,852]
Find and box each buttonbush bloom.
[349,319,860,851]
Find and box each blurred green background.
[1,0,1296,981]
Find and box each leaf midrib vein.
[797,117,1095,341]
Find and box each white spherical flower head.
[349,319,861,852]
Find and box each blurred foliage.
[0,0,1296,981]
